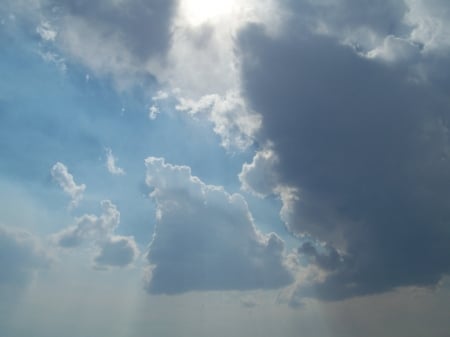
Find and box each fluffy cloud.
[0,226,49,288]
[176,91,261,149]
[144,157,294,294]
[105,148,125,176]
[238,20,450,301]
[50,162,86,208]
[53,200,138,269]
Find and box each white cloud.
[54,200,120,247]
[53,200,139,269]
[405,0,450,54]
[36,21,57,41]
[176,91,261,150]
[105,148,125,176]
[148,105,160,120]
[151,90,169,101]
[144,156,294,294]
[366,35,421,62]
[50,162,86,209]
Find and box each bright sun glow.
[180,0,239,25]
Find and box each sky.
[1,0,450,336]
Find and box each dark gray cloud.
[280,0,410,53]
[0,226,49,287]
[288,0,407,32]
[144,157,294,294]
[298,242,342,272]
[238,23,450,301]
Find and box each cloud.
[144,157,294,294]
[405,0,450,54]
[50,162,86,208]
[94,235,139,268]
[42,0,177,87]
[238,22,450,301]
[36,20,57,41]
[53,200,138,269]
[175,91,261,149]
[105,148,125,176]
[280,0,409,56]
[0,226,49,288]
[239,146,280,197]
[275,0,450,63]
[12,0,265,149]
[53,200,119,247]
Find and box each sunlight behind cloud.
[179,0,239,25]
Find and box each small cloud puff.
[51,162,86,209]
[148,105,160,120]
[105,148,125,175]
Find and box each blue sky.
[1,1,450,336]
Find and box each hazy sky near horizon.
[1,0,450,336]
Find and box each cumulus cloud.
[238,21,450,301]
[53,200,138,269]
[144,157,294,294]
[50,162,86,208]
[105,148,125,176]
[0,226,49,288]
[54,200,119,247]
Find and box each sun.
[179,0,239,25]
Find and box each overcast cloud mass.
[1,0,450,336]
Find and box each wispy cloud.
[105,148,125,176]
